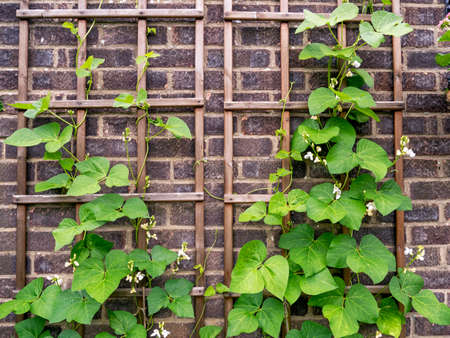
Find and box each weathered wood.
[224,101,405,111]
[13,193,204,204]
[14,98,204,109]
[224,11,370,22]
[17,8,204,19]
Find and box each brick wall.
[0,0,449,337]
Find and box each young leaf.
[412,290,450,325]
[436,53,450,67]
[371,10,413,37]
[359,22,385,48]
[35,173,71,193]
[58,290,101,325]
[376,298,405,338]
[147,287,169,315]
[76,68,91,78]
[105,164,129,187]
[342,86,376,108]
[356,139,392,181]
[322,304,359,338]
[268,192,289,216]
[199,326,222,338]
[122,197,149,219]
[328,3,359,26]
[324,117,356,147]
[279,223,314,250]
[308,87,339,115]
[389,268,424,312]
[291,119,319,154]
[284,273,302,305]
[66,175,101,196]
[345,284,379,324]
[76,157,110,181]
[4,128,42,147]
[62,21,78,35]
[15,317,46,338]
[326,234,357,268]
[352,69,374,88]
[113,93,135,109]
[260,255,289,300]
[58,330,82,338]
[136,88,147,105]
[286,321,332,338]
[108,310,137,335]
[165,116,192,139]
[256,298,284,337]
[308,277,345,308]
[288,189,309,212]
[239,201,266,222]
[295,10,328,33]
[204,285,216,297]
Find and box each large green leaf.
[299,43,354,60]
[165,116,192,139]
[286,321,332,338]
[67,175,101,196]
[290,232,333,277]
[308,87,339,115]
[199,326,222,338]
[72,250,129,303]
[239,201,266,222]
[76,157,110,180]
[226,306,259,337]
[279,224,314,250]
[366,179,412,216]
[53,217,105,251]
[59,290,101,325]
[347,234,395,284]
[345,284,379,324]
[230,240,266,294]
[323,304,359,338]
[256,298,284,337]
[371,10,413,37]
[260,255,289,300]
[165,278,193,298]
[147,287,169,315]
[296,124,340,145]
[356,139,392,181]
[335,194,366,230]
[108,310,137,335]
[15,317,46,338]
[291,119,319,154]
[412,289,450,325]
[4,128,42,147]
[299,268,338,295]
[326,143,358,174]
[306,197,346,224]
[326,234,356,268]
[30,284,62,322]
[268,192,289,216]
[122,197,149,219]
[376,298,405,338]
[324,117,356,147]
[308,277,345,308]
[296,10,328,33]
[16,278,44,303]
[353,69,374,88]
[35,173,71,193]
[342,87,376,109]
[284,273,302,305]
[105,164,129,188]
[329,3,359,25]
[389,268,424,312]
[288,189,309,212]
[58,330,81,338]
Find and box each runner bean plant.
[201,3,450,338]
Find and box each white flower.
[366,202,376,216]
[140,222,149,230]
[304,152,314,161]
[330,77,338,88]
[151,329,161,338]
[126,274,133,283]
[346,70,353,77]
[333,184,341,200]
[64,261,71,268]
[311,115,318,120]
[177,242,190,264]
[136,271,145,281]
[396,149,402,156]
[316,146,322,152]
[352,60,361,68]
[130,287,136,294]
[74,261,79,267]
[404,247,413,256]
[335,95,340,100]
[417,246,425,261]
[406,148,416,158]
[313,156,321,163]
[161,329,170,338]
[375,331,382,338]
[322,159,327,166]
[47,275,63,286]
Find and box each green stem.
[327,23,341,46]
[48,111,74,127]
[203,186,224,201]
[62,145,80,162]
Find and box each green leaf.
[372,10,413,37]
[151,245,178,266]
[285,273,302,305]
[268,192,289,216]
[257,298,284,337]
[147,287,169,315]
[52,218,86,251]
[199,326,222,338]
[105,164,129,187]
[377,298,405,338]
[113,93,135,109]
[359,22,385,48]
[16,278,44,303]
[412,289,450,325]
[342,86,376,108]
[62,21,78,35]
[76,68,90,78]
[279,224,314,250]
[356,139,392,181]
[67,175,100,196]
[389,268,424,312]
[0,300,20,319]
[300,268,338,295]
[59,158,74,171]
[165,278,194,298]
[215,283,230,294]
[226,306,259,337]
[287,321,332,338]
[239,201,266,222]
[324,117,356,147]
[204,285,216,297]
[76,157,110,180]
[326,143,358,174]
[345,284,379,324]
[439,30,450,42]
[72,250,129,303]
[290,232,333,277]
[326,234,356,268]
[436,53,450,67]
[15,317,46,338]
[295,10,328,33]
[30,284,62,321]
[336,195,366,231]
[353,69,374,88]
[60,290,101,325]
[260,255,289,300]
[35,173,70,193]
[347,234,396,284]
[136,89,147,106]
[165,116,192,139]
[230,240,266,294]
[291,119,319,154]
[366,179,411,216]
[20,93,51,119]
[168,294,195,318]
[306,186,347,224]
[95,334,115,338]
[299,43,338,60]
[308,87,339,115]
[122,197,149,219]
[4,128,42,147]
[297,125,340,145]
[263,214,283,226]
[108,310,137,335]
[79,194,124,223]
[44,151,62,160]
[308,277,345,308]
[58,330,81,338]
[329,3,359,26]
[287,189,309,212]
[323,304,359,338]
[348,174,377,200]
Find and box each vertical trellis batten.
[15,0,29,324]
[194,0,206,335]
[136,0,147,250]
[223,0,234,326]
[392,1,406,337]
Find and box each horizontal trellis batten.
[224,101,405,111]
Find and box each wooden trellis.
[14,0,206,334]
[222,0,406,336]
